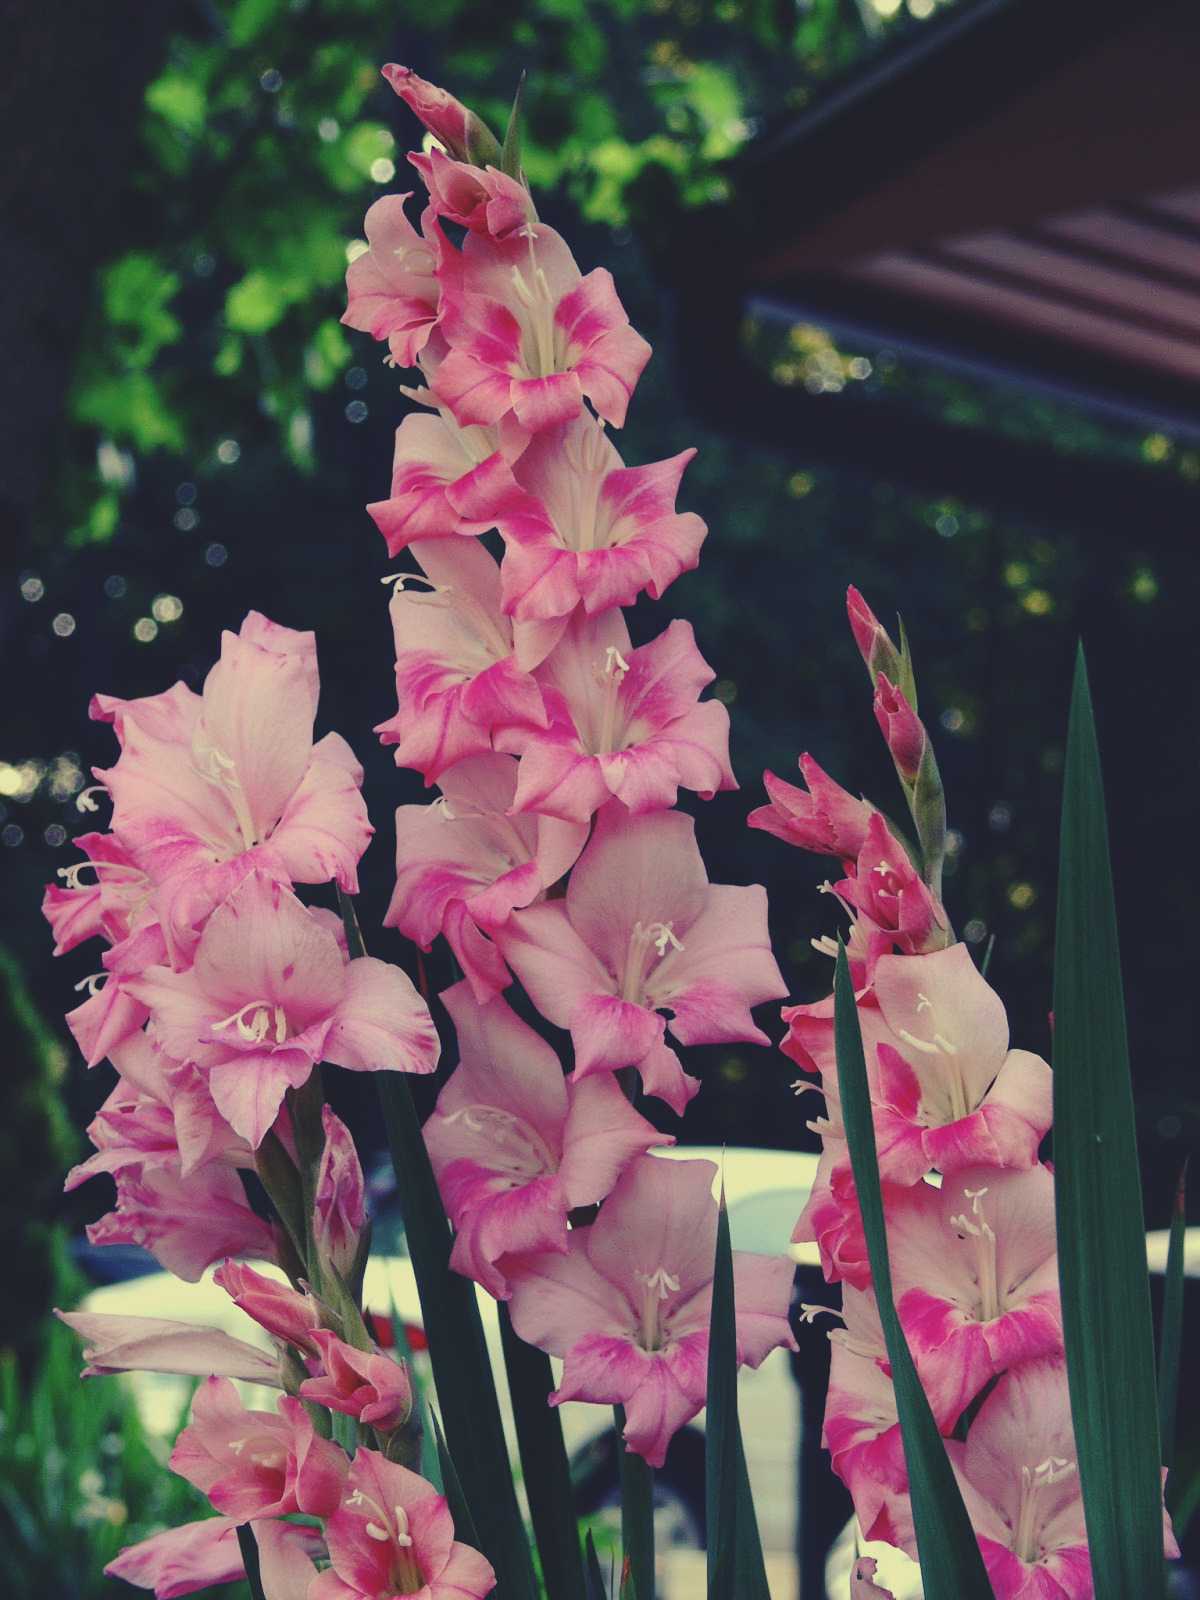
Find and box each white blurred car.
[78,1145,819,1597]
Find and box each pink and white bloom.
[311,1447,496,1600]
[821,1286,907,1541]
[104,1516,324,1600]
[85,1159,277,1282]
[893,1359,1179,1596]
[375,540,548,781]
[506,1155,796,1467]
[748,754,876,861]
[791,1142,872,1290]
[499,610,736,824]
[130,870,438,1147]
[341,195,447,366]
[55,1309,282,1386]
[95,611,372,964]
[65,921,164,1066]
[213,1259,323,1353]
[451,415,705,624]
[888,1165,1062,1423]
[314,1105,367,1280]
[382,63,495,165]
[493,804,786,1114]
[423,980,670,1297]
[868,943,1053,1179]
[432,224,651,434]
[65,1031,249,1188]
[366,409,519,557]
[834,812,947,956]
[300,1331,413,1432]
[386,753,586,1001]
[42,829,153,955]
[410,145,534,239]
[170,1377,346,1521]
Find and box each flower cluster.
[753,591,1177,1599]
[345,64,797,1471]
[47,63,797,1598]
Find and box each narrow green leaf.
[705,1192,770,1600]
[614,1405,653,1600]
[235,1524,267,1600]
[583,1530,608,1600]
[1159,1162,1187,1477]
[1053,648,1165,1600]
[430,1406,481,1552]
[499,1302,587,1600]
[500,71,527,180]
[338,891,537,1600]
[833,944,994,1599]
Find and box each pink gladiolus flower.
[410,146,534,239]
[85,1159,277,1282]
[888,1165,1062,1423]
[499,610,736,824]
[300,1330,413,1431]
[851,1557,896,1600]
[42,829,152,955]
[433,224,651,433]
[213,1260,322,1353]
[492,804,786,1114]
[506,1155,796,1467]
[450,414,706,624]
[423,980,671,1296]
[382,63,494,165]
[835,812,948,956]
[791,1142,872,1290]
[311,1447,496,1600]
[129,870,438,1147]
[105,1517,324,1600]
[94,611,372,964]
[170,1376,347,1521]
[64,922,163,1066]
[366,409,521,558]
[55,1309,282,1385]
[314,1106,367,1280]
[341,195,448,367]
[748,754,876,860]
[64,1031,249,1189]
[887,1359,1179,1595]
[869,943,1053,1178]
[874,674,926,782]
[375,539,549,781]
[386,753,587,1002]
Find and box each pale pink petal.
[324,956,439,1075]
[558,1074,672,1207]
[55,1310,282,1384]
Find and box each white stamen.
[365,1522,390,1542]
[638,1266,680,1301]
[57,861,99,890]
[212,1000,288,1045]
[76,785,108,814]
[650,921,683,957]
[74,972,107,998]
[393,1505,414,1547]
[798,1303,839,1326]
[604,645,630,677]
[381,572,438,595]
[811,934,840,958]
[431,795,456,820]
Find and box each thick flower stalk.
[755,591,1177,1597]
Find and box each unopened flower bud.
[313,1106,366,1283]
[382,63,501,167]
[873,674,926,783]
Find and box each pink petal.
[324,955,439,1075]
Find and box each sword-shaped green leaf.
[1159,1161,1188,1480]
[499,1302,587,1600]
[614,1405,653,1600]
[705,1191,770,1599]
[583,1530,608,1600]
[235,1525,267,1600]
[1053,649,1165,1599]
[833,943,994,1599]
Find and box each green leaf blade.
[235,1524,267,1600]
[833,945,994,1600]
[498,1303,587,1600]
[1159,1162,1187,1478]
[704,1193,770,1600]
[1053,648,1166,1599]
[614,1405,654,1600]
